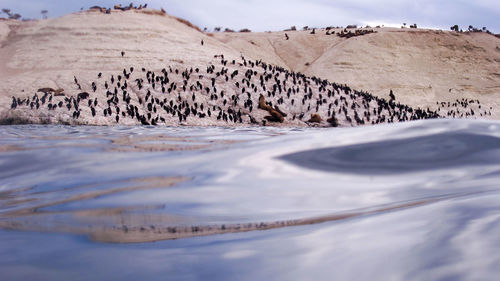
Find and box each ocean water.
[1,119,500,280]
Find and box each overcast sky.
[1,0,499,33]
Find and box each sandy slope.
[0,9,499,125]
[214,28,500,115]
[0,9,239,115]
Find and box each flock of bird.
[285,28,375,40]
[8,53,488,127]
[437,99,491,118]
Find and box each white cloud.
[1,0,498,33]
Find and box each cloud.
[0,0,498,33]
[153,0,499,32]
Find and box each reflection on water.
[280,132,500,174]
[1,119,500,280]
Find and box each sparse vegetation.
[1,8,21,20]
[140,9,166,16]
[338,29,375,39]
[239,28,251,33]
[451,24,492,34]
[9,13,20,20]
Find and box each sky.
[0,0,499,33]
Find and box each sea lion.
[258,94,284,122]
[327,116,338,127]
[308,113,322,123]
[54,88,65,96]
[258,94,272,111]
[264,112,284,123]
[273,105,287,117]
[37,88,55,94]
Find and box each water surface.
[1,119,500,280]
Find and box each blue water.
[1,119,500,280]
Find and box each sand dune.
[0,8,498,126]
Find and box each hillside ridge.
[0,8,498,126]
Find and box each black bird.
[10,97,17,109]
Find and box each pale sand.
[0,8,498,126]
